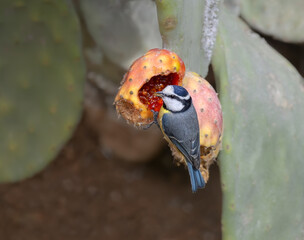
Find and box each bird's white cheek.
[164,97,184,112]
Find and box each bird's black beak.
[155,91,164,97]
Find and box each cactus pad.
[80,0,162,70]
[212,9,304,240]
[240,0,304,43]
[0,0,84,182]
[155,0,221,77]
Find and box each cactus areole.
[114,48,185,126]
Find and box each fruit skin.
[114,48,185,126]
[0,0,84,182]
[182,72,223,182]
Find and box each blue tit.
[155,85,205,192]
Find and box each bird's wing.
[162,114,201,169]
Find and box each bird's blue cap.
[172,85,189,97]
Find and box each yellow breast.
[158,105,170,136]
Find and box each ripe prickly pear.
[182,72,223,182]
[114,48,185,126]
[165,72,223,183]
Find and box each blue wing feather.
[162,113,205,192]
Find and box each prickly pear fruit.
[182,72,223,182]
[114,48,185,126]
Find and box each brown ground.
[0,113,222,240]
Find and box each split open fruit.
[114,49,223,183]
[114,48,185,126]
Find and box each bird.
[154,85,205,192]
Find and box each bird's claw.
[151,109,159,123]
[142,109,160,130]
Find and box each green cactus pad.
[155,0,221,78]
[240,0,304,43]
[80,0,161,70]
[0,1,84,182]
[212,9,304,239]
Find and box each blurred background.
[0,0,303,239]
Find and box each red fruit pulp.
[138,73,179,112]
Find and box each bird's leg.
[152,109,160,127]
[142,110,160,130]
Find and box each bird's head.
[156,85,191,112]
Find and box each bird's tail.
[187,162,205,192]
